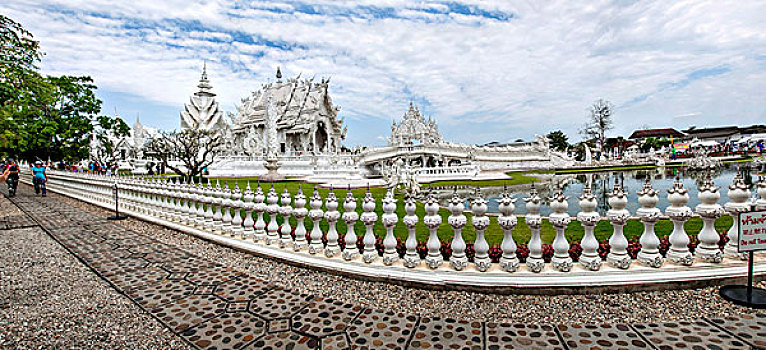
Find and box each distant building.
[628,128,684,142]
[683,126,741,143]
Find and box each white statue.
[265,94,279,158]
[584,144,593,165]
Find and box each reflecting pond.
[434,163,763,216]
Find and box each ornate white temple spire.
[196,61,214,97]
[180,62,226,131]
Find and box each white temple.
[180,63,227,131]
[224,67,347,156]
[358,103,572,180]
[104,64,569,181]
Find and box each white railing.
[26,170,766,291]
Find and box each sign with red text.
[739,210,766,252]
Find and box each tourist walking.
[5,159,19,197]
[31,160,47,196]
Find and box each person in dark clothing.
[5,159,19,197]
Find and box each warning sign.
[739,210,766,252]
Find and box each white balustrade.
[637,178,663,267]
[424,191,443,269]
[324,188,341,257]
[253,184,267,242]
[293,186,309,251]
[471,188,491,272]
[381,189,399,265]
[497,187,519,272]
[31,169,761,288]
[606,179,632,269]
[448,189,468,271]
[221,183,234,236]
[265,185,280,245]
[342,188,359,260]
[212,181,224,233]
[578,183,602,270]
[361,188,378,263]
[666,176,694,265]
[242,183,255,239]
[549,186,572,272]
[231,184,244,237]
[525,186,544,273]
[695,175,725,263]
[279,188,293,248]
[308,188,324,254]
[402,193,420,267]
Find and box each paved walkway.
[2,184,766,349]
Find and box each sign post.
[720,209,766,308]
[107,181,127,221]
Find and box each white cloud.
[2,0,765,146]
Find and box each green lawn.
[203,177,734,246]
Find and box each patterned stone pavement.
[3,184,766,350]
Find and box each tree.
[91,114,131,163]
[146,129,223,179]
[546,130,569,152]
[580,99,614,151]
[1,15,110,162]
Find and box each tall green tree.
[546,130,569,152]
[1,15,118,162]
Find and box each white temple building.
[226,67,346,156]
[180,63,227,131]
[104,64,569,182]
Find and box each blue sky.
[3,1,765,146]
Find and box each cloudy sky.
[3,1,765,146]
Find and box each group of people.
[1,159,47,197]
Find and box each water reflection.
[430,163,761,216]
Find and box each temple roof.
[232,69,343,136]
[389,102,442,146]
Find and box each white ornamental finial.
[324,187,341,257]
[381,189,399,265]
[607,177,631,269]
[293,185,309,251]
[549,185,572,272]
[497,185,518,272]
[341,185,359,260]
[695,172,724,263]
[637,178,663,267]
[360,186,379,263]
[471,187,491,272]
[448,188,468,271]
[525,184,544,272]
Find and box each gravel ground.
[55,189,763,324]
[0,219,190,349]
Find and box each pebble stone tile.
[632,320,751,350]
[344,309,419,349]
[213,275,274,302]
[151,294,228,332]
[247,331,319,350]
[185,265,244,286]
[557,324,650,349]
[409,317,483,350]
[249,288,314,320]
[706,314,766,349]
[485,323,565,350]
[4,184,765,350]
[125,278,198,308]
[180,312,266,349]
[291,297,365,338]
